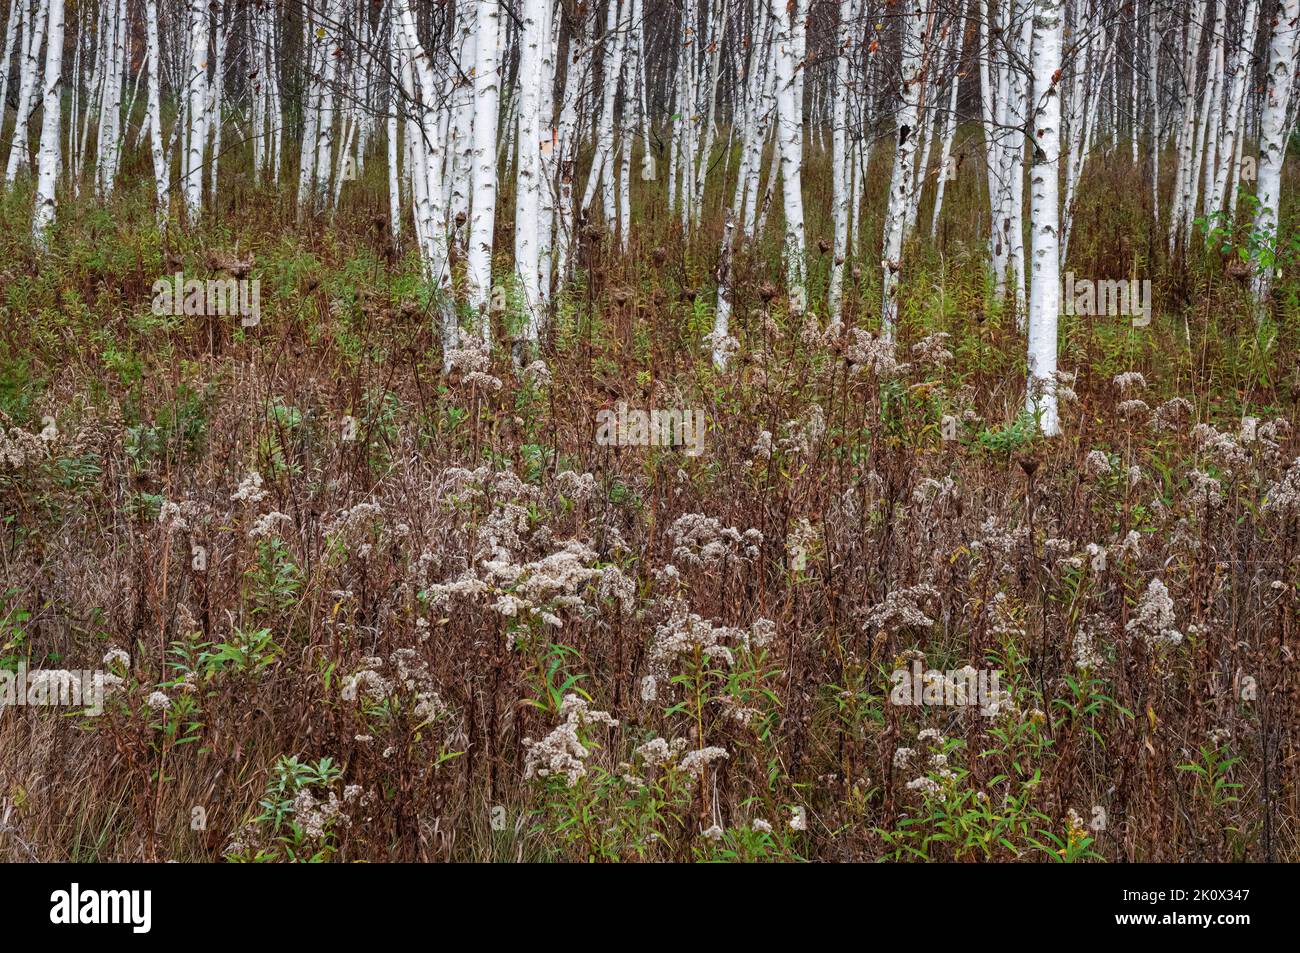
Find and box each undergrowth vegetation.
[0,136,1297,862]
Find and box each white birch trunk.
[145,0,169,222]
[183,0,209,221]
[516,0,545,343]
[979,0,1007,294]
[1006,0,1032,320]
[297,3,321,211]
[581,0,625,220]
[207,3,230,205]
[448,1,477,243]
[5,0,47,184]
[1209,0,1260,217]
[30,0,62,248]
[1026,0,1063,437]
[711,206,735,368]
[310,0,343,212]
[1167,4,1205,253]
[930,41,962,239]
[880,0,927,338]
[0,0,24,149]
[828,0,859,325]
[94,0,126,198]
[467,0,501,330]
[1252,0,1300,304]
[773,0,807,314]
[386,4,402,245]
[1197,0,1228,221]
[537,0,558,304]
[1148,2,1161,221]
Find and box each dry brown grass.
[0,140,1297,862]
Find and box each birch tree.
[0,0,1290,382]
[94,0,127,198]
[1167,3,1206,254]
[929,23,963,239]
[773,0,807,314]
[30,0,63,248]
[515,0,548,346]
[4,0,47,185]
[310,0,344,212]
[182,0,209,220]
[144,0,169,221]
[1026,0,1064,437]
[1207,0,1260,218]
[467,0,502,330]
[880,0,928,338]
[1252,0,1300,305]
[828,0,860,326]
[0,0,21,146]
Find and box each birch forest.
[0,0,1297,865]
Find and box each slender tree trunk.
[145,0,169,223]
[1027,0,1064,437]
[930,35,962,239]
[0,0,24,149]
[1167,3,1205,255]
[828,0,859,326]
[94,0,126,198]
[30,0,62,248]
[1252,0,1300,305]
[5,0,48,184]
[880,0,928,338]
[183,0,209,221]
[386,5,402,245]
[773,0,807,313]
[467,0,502,330]
[516,0,546,344]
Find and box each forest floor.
[0,144,1297,861]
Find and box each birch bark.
[516,0,546,343]
[30,0,62,248]
[1026,0,1064,437]
[145,0,169,222]
[4,0,47,184]
[828,0,859,326]
[1252,0,1300,305]
[880,0,927,338]
[773,0,807,314]
[183,0,209,221]
[467,0,502,331]
[1208,0,1260,217]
